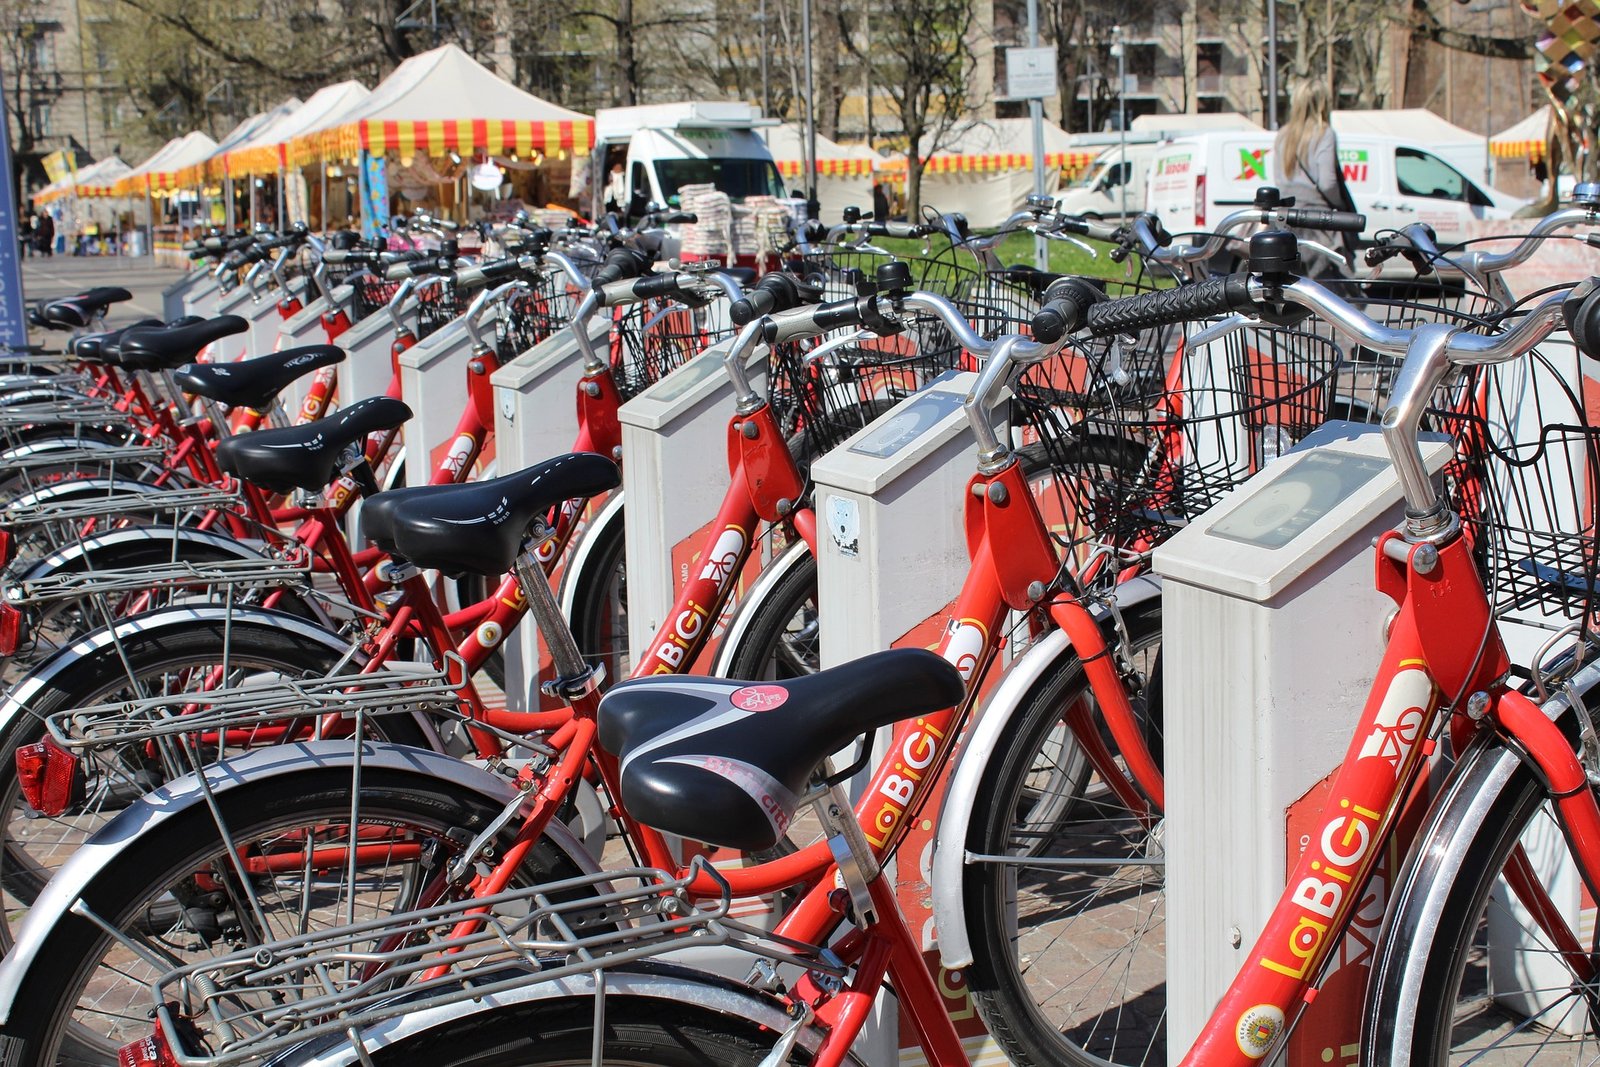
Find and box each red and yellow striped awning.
[775,158,875,178]
[292,118,595,166]
[1491,138,1546,161]
[227,143,292,178]
[878,150,1100,175]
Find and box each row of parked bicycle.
[0,187,1596,1065]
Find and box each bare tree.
[875,0,978,216]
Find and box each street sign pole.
[1026,0,1046,270]
[1005,43,1057,271]
[0,81,30,347]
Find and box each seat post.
[511,539,603,697]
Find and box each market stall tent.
[1492,106,1551,162]
[1331,108,1488,182]
[759,123,882,219]
[181,100,301,188]
[883,118,1099,227]
[226,81,371,176]
[114,131,220,196]
[293,44,593,163]
[33,156,130,205]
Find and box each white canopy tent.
[889,118,1098,227]
[289,45,593,229]
[223,82,371,227]
[1491,106,1551,162]
[759,123,882,220]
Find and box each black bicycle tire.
[358,993,783,1066]
[963,599,1164,1067]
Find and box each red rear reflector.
[0,528,12,568]
[118,1029,180,1067]
[0,601,22,657]
[1195,173,1207,228]
[16,737,82,817]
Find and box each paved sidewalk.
[21,255,184,329]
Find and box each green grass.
[872,230,1165,288]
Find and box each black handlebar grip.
[662,212,698,225]
[592,248,652,287]
[1031,279,1106,344]
[1284,207,1366,233]
[633,272,688,301]
[730,272,819,325]
[1084,274,1254,339]
[731,287,779,325]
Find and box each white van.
[589,102,786,222]
[1057,144,1159,221]
[1146,131,1527,244]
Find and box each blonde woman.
[1271,79,1355,274]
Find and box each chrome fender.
[555,489,626,621]
[266,965,820,1066]
[0,436,133,464]
[931,574,1162,970]
[0,740,599,1026]
[5,474,173,514]
[709,537,813,677]
[18,525,265,581]
[0,386,96,408]
[0,604,436,736]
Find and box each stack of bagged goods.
[736,195,795,270]
[678,183,732,262]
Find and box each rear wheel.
[0,618,428,946]
[359,995,792,1066]
[2,770,584,1067]
[720,547,818,681]
[567,505,630,684]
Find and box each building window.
[29,100,51,135]
[28,34,53,71]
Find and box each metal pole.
[1027,0,1047,269]
[1266,0,1278,130]
[224,176,235,231]
[1115,26,1127,219]
[277,165,286,228]
[320,160,329,232]
[759,0,770,116]
[801,0,818,217]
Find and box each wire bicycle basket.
[767,305,977,459]
[494,273,583,362]
[1431,345,1600,636]
[349,272,401,322]
[415,282,465,341]
[1015,323,1345,570]
[611,298,738,402]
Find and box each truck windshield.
[656,158,786,204]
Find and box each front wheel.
[1366,669,1600,1064]
[963,599,1165,1067]
[719,544,818,680]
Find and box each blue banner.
[0,83,28,346]
[358,151,389,240]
